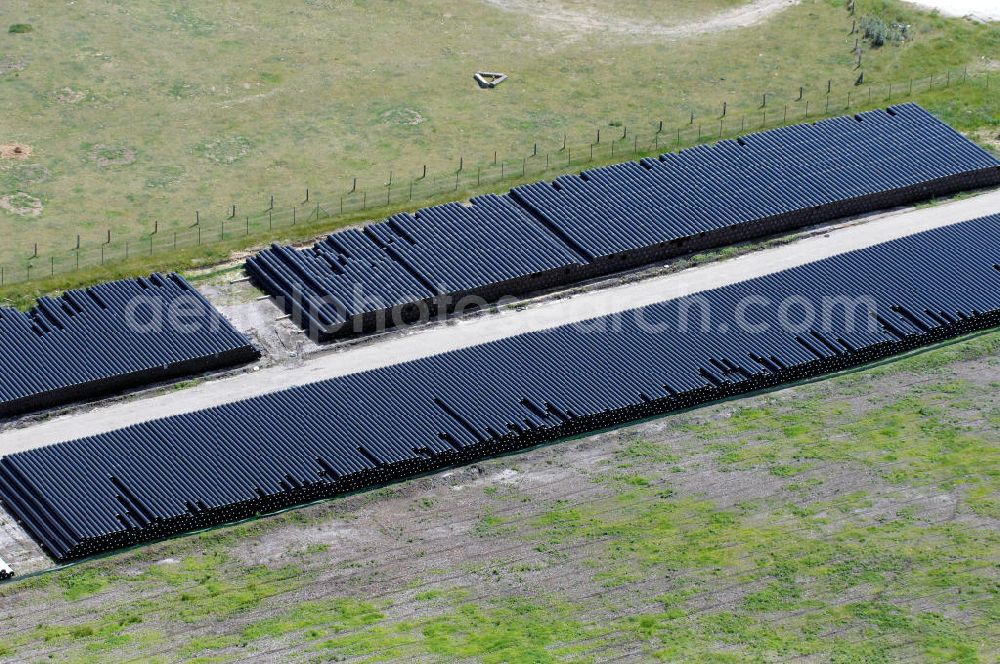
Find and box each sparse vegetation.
[7,23,32,34]
[0,0,996,287]
[860,15,909,47]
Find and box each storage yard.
[0,0,998,661]
[248,104,999,339]
[0,328,996,661]
[3,210,1000,562]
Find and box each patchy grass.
[0,331,996,661]
[0,0,996,285]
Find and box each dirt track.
[479,0,801,41]
[0,188,998,455]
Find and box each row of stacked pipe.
[246,104,1000,340]
[0,273,259,418]
[1,214,998,560]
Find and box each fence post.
[722,101,727,117]
[50,255,54,276]
[305,188,310,203]
[293,207,297,224]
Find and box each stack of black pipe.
[0,273,259,418]
[2,214,998,560]
[247,104,1000,340]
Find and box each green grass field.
[0,329,996,662]
[0,0,997,288]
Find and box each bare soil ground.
[0,144,31,160]
[479,0,800,42]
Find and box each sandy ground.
[902,0,1000,21]
[480,0,801,41]
[0,188,998,455]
